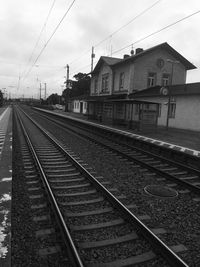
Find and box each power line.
[69,0,162,66]
[95,0,162,47]
[23,0,76,81]
[112,9,200,55]
[70,9,200,76]
[21,0,57,77]
[69,47,91,66]
[71,62,93,76]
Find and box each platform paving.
[53,109,200,154]
[0,106,12,267]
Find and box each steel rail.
[34,107,200,164]
[80,126,200,195]
[18,107,189,267]
[15,107,84,267]
[33,109,200,175]
[32,110,200,195]
[98,128,200,175]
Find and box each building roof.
[130,82,200,98]
[102,56,122,65]
[106,99,159,105]
[92,56,122,74]
[70,94,89,101]
[86,94,159,105]
[92,43,196,74]
[87,93,127,102]
[114,42,196,70]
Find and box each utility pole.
[166,59,180,130]
[44,83,47,100]
[66,64,69,84]
[39,83,42,102]
[110,45,113,57]
[17,75,21,91]
[65,64,70,112]
[2,88,6,104]
[91,46,95,72]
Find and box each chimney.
[135,48,143,54]
[130,49,134,56]
[123,54,130,59]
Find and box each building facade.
[90,42,195,96]
[88,42,198,131]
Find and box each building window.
[94,78,98,93]
[162,73,170,86]
[119,72,125,90]
[169,103,176,118]
[147,72,156,87]
[101,73,109,92]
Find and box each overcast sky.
[1,0,200,99]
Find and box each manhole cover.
[144,185,178,198]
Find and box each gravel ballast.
[26,108,200,267]
[12,111,72,267]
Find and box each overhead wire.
[71,62,93,76]
[22,0,76,81]
[95,0,162,47]
[69,0,162,66]
[24,0,162,82]
[70,9,200,77]
[112,9,200,55]
[2,0,56,92]
[21,0,57,77]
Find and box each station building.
[70,95,88,115]
[87,42,198,131]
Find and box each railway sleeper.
[79,232,138,249]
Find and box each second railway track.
[32,107,200,196]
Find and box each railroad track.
[33,107,200,169]
[31,108,200,197]
[14,107,190,267]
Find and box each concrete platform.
[44,109,200,157]
[0,106,12,266]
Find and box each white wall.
[169,96,200,131]
[72,100,87,114]
[135,95,200,131]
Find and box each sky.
[1,0,200,99]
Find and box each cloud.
[1,0,200,97]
